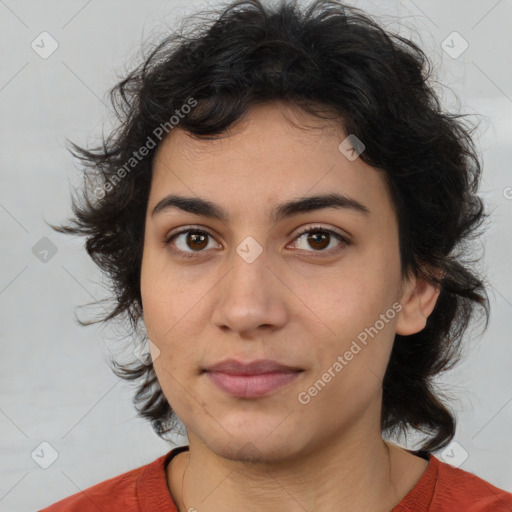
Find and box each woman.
[41,0,512,510]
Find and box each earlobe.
[395,275,442,336]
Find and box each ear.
[395,273,442,336]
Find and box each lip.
[204,359,304,398]
[204,358,303,374]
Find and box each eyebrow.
[151,192,370,222]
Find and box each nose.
[211,245,288,336]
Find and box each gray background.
[1,0,511,510]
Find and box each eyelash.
[164,225,351,259]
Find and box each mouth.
[203,359,304,398]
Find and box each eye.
[165,227,221,258]
[164,225,351,258]
[288,225,351,256]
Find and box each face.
[140,101,417,463]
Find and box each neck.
[167,426,427,512]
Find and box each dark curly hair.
[51,0,490,453]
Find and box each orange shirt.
[39,445,512,511]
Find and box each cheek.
[307,260,399,341]
[141,251,182,363]
[140,260,204,379]
[141,244,220,324]
[298,251,401,386]
[140,247,188,335]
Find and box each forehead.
[150,102,394,222]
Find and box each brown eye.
[185,232,209,250]
[165,229,220,257]
[290,226,351,255]
[306,231,330,250]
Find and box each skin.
[140,100,441,512]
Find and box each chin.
[198,428,310,466]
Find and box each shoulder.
[38,452,171,512]
[430,454,512,511]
